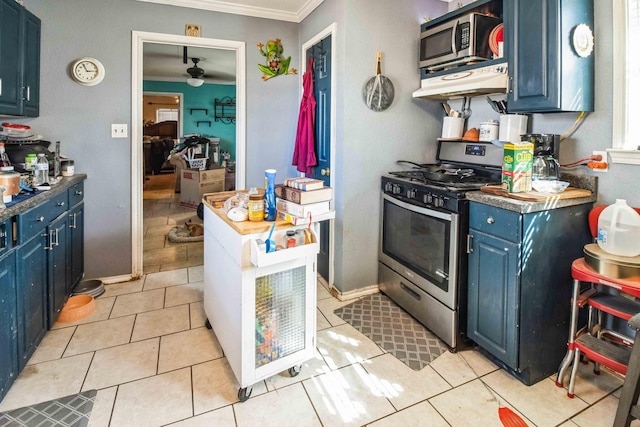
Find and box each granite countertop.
[466,173,598,214]
[0,174,87,222]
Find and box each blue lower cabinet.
[0,249,18,401]
[48,213,69,328]
[16,231,48,370]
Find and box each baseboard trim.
[100,274,138,285]
[329,284,379,301]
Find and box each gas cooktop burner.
[388,164,501,190]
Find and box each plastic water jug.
[597,199,640,257]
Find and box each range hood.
[413,62,509,100]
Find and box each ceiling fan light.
[187,77,204,87]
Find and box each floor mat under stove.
[334,293,448,370]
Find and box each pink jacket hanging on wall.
[292,56,317,175]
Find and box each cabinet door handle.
[0,78,2,96]
[467,234,474,253]
[70,212,77,229]
[75,190,83,195]
[57,201,65,207]
[44,231,53,250]
[24,86,31,102]
[54,228,59,247]
[37,216,45,222]
[487,217,495,224]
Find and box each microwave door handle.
[451,19,459,56]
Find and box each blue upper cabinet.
[505,0,594,112]
[0,0,40,117]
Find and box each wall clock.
[70,57,105,86]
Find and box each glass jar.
[248,191,264,222]
[285,230,297,248]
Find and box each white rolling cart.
[202,198,333,402]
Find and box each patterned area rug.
[0,390,96,427]
[334,293,448,370]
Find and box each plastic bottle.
[264,169,277,221]
[25,154,37,171]
[34,153,49,186]
[597,199,640,257]
[0,143,12,171]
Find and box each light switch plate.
[111,124,128,138]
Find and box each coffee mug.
[442,117,465,139]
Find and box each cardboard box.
[502,142,533,193]
[180,168,225,208]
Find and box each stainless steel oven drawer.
[378,262,456,349]
[469,202,521,243]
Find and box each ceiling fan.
[186,57,205,87]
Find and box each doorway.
[301,23,337,286]
[132,31,246,278]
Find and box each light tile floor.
[0,175,632,426]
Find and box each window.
[611,0,640,163]
[156,108,178,123]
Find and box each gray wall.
[23,0,300,278]
[14,0,638,291]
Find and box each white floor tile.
[168,406,236,427]
[102,278,145,298]
[188,265,204,283]
[428,378,531,427]
[26,327,75,365]
[64,315,135,356]
[316,296,357,327]
[367,400,450,427]
[570,394,620,427]
[316,324,384,370]
[361,353,451,411]
[264,351,330,391]
[482,369,588,426]
[559,362,624,404]
[0,353,93,412]
[109,288,165,318]
[143,268,189,290]
[131,304,190,342]
[429,349,482,387]
[158,327,223,373]
[110,368,192,427]
[303,363,396,427]
[190,301,207,328]
[87,386,117,427]
[165,281,204,307]
[317,308,331,331]
[234,383,322,427]
[82,338,159,390]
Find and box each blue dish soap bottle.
[264,169,277,221]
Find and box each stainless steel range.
[378,140,503,350]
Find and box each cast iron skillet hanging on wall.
[363,52,394,112]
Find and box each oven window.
[421,28,454,61]
[382,199,450,292]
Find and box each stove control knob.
[423,193,433,204]
[392,184,402,195]
[406,189,416,199]
[434,197,445,208]
[384,182,393,192]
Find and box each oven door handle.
[382,193,453,221]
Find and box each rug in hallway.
[334,293,448,370]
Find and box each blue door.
[306,35,331,280]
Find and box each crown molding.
[137,0,323,23]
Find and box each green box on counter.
[502,142,533,193]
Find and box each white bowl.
[531,180,570,193]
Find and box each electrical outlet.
[591,150,608,172]
[111,124,128,138]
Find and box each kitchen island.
[202,196,332,401]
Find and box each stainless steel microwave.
[419,13,501,71]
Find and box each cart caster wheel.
[205,319,212,329]
[238,387,252,402]
[288,365,302,377]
